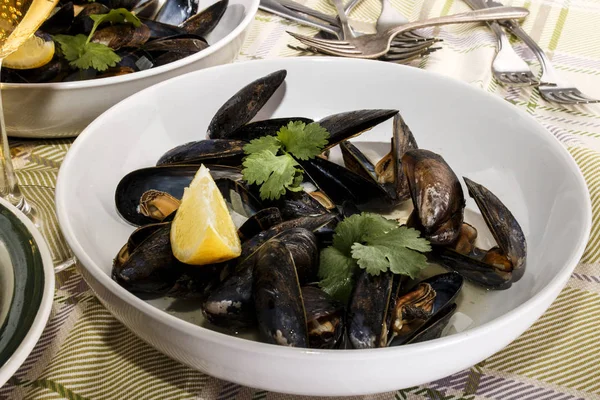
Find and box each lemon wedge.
[4,35,55,70]
[171,164,242,265]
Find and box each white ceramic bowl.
[0,197,55,387]
[1,0,259,138]
[56,58,592,396]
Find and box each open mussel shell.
[228,117,314,141]
[139,190,180,222]
[115,164,242,226]
[156,139,245,167]
[5,56,70,83]
[302,286,345,349]
[406,303,457,344]
[207,70,287,139]
[41,2,74,34]
[347,270,396,349]
[180,0,228,37]
[319,109,398,152]
[273,189,332,220]
[390,272,463,346]
[403,149,465,245]
[237,207,282,242]
[464,177,526,280]
[390,113,418,201]
[215,178,263,219]
[299,156,393,209]
[253,240,308,347]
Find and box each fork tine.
[387,42,433,54]
[517,73,539,86]
[286,31,349,45]
[291,36,362,55]
[291,35,357,51]
[567,91,600,104]
[540,91,576,105]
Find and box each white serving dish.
[1,0,259,138]
[55,58,592,396]
[0,197,55,387]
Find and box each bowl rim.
[0,0,259,91]
[0,196,55,385]
[56,57,593,359]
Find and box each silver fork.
[488,0,600,104]
[464,0,539,87]
[287,7,530,59]
[269,0,439,61]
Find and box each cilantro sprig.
[319,213,431,303]
[242,121,329,200]
[53,9,141,72]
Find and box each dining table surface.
[1,0,600,398]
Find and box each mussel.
[403,149,465,245]
[180,0,228,37]
[302,286,345,349]
[207,70,287,139]
[156,139,245,166]
[254,240,308,347]
[432,178,527,289]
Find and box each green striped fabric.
[3,0,600,398]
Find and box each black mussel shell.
[464,177,526,281]
[299,156,393,208]
[215,178,263,219]
[254,240,308,347]
[153,50,196,67]
[115,164,242,226]
[155,0,199,26]
[347,270,395,349]
[207,70,287,139]
[390,272,463,346]
[69,3,110,34]
[5,56,69,83]
[115,48,155,72]
[241,213,336,260]
[274,190,331,220]
[406,303,457,344]
[275,228,319,285]
[96,66,136,79]
[237,207,282,242]
[202,255,256,330]
[91,24,151,50]
[302,286,345,349]
[141,18,186,39]
[403,149,465,245]
[96,0,138,10]
[228,117,314,141]
[391,113,418,202]
[144,34,208,53]
[180,0,228,37]
[112,224,182,295]
[156,139,245,166]
[41,2,74,34]
[166,263,223,299]
[319,109,398,151]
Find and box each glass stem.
[0,59,30,213]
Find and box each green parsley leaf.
[89,8,142,32]
[242,150,299,200]
[318,247,356,304]
[53,34,87,61]
[318,213,431,301]
[352,226,431,278]
[74,42,121,71]
[277,121,329,160]
[244,136,281,155]
[53,34,121,71]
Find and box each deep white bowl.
[1,0,259,138]
[0,197,55,387]
[55,58,592,396]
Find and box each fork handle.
[259,0,340,35]
[501,20,562,85]
[330,0,355,39]
[387,7,529,39]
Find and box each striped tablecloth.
[2,0,600,398]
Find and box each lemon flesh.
[171,164,242,265]
[4,35,54,70]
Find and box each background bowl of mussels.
[1,0,258,138]
[56,58,592,396]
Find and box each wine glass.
[0,0,75,271]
